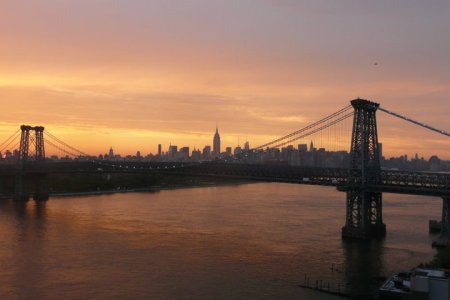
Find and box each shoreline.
[0,180,253,200]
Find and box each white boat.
[379,268,450,299]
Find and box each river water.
[0,183,441,299]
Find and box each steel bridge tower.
[15,125,47,201]
[342,99,386,239]
[19,125,45,161]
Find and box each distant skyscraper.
[244,141,250,151]
[225,147,232,156]
[298,144,307,152]
[191,148,201,161]
[202,145,211,160]
[234,145,242,156]
[213,126,221,157]
[168,145,178,159]
[108,147,114,159]
[179,147,190,160]
[158,144,162,156]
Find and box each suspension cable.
[6,140,21,157]
[225,108,353,162]
[45,131,90,157]
[0,129,21,150]
[270,111,353,149]
[379,106,450,138]
[0,130,21,153]
[254,105,352,150]
[46,139,81,158]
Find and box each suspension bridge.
[0,98,449,245]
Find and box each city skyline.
[3,130,444,173]
[1,1,449,158]
[0,124,448,162]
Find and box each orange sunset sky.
[0,1,449,158]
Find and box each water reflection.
[0,200,48,299]
[0,184,442,299]
[0,199,47,221]
[342,239,385,298]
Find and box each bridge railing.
[381,170,450,188]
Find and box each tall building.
[191,148,201,161]
[179,147,190,160]
[202,145,211,160]
[244,141,250,151]
[158,144,162,156]
[234,145,242,156]
[225,147,232,156]
[298,144,307,152]
[108,147,114,159]
[168,145,178,159]
[213,126,221,157]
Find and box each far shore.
[0,180,253,200]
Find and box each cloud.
[0,85,313,137]
[0,1,449,157]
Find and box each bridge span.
[0,98,449,245]
[1,160,449,196]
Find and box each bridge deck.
[0,161,449,197]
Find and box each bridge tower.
[432,197,450,247]
[19,125,45,161]
[15,125,47,201]
[342,99,386,239]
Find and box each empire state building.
[213,127,221,157]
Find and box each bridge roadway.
[0,161,449,197]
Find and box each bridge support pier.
[32,174,49,201]
[13,173,49,202]
[432,197,450,248]
[14,173,29,201]
[342,190,386,239]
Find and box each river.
[0,183,441,299]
